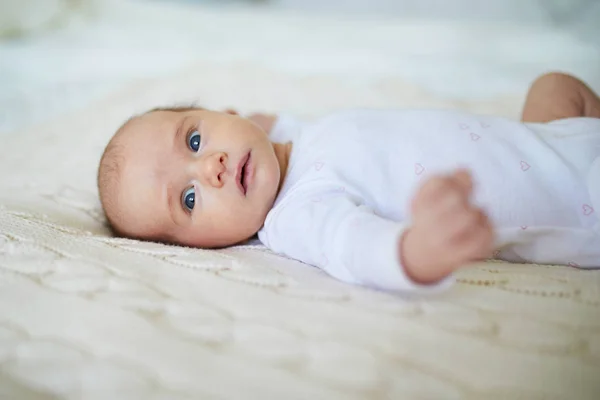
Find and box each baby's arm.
[263,189,453,292]
[400,170,495,283]
[264,176,489,292]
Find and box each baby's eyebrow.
[172,116,190,148]
[165,182,180,227]
[165,115,191,228]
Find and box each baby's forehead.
[121,111,169,136]
[118,112,183,181]
[118,107,205,142]
[112,122,167,220]
[112,113,171,157]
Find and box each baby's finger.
[430,187,469,220]
[414,175,457,204]
[412,176,467,222]
[454,212,495,259]
[470,226,495,260]
[451,168,474,197]
[443,208,481,239]
[411,175,446,213]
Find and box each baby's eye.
[181,186,196,212]
[187,130,201,152]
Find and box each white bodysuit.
[257,109,600,292]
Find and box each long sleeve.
[260,192,453,293]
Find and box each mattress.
[1,2,600,399]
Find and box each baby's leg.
[521,72,600,123]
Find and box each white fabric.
[499,117,600,266]
[0,0,91,37]
[260,111,600,293]
[1,62,599,400]
[1,2,600,398]
[2,0,600,134]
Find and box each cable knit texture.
[0,64,598,399]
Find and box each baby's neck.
[272,141,293,193]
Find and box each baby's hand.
[223,109,277,134]
[400,169,494,284]
[248,113,277,134]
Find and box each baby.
[98,72,600,292]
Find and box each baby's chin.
[174,234,251,249]
[168,223,261,249]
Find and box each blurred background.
[1,0,599,133]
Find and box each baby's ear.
[224,108,239,115]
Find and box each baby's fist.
[401,170,494,283]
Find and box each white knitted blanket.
[0,60,598,399]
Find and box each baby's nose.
[201,152,228,188]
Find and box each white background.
[1,0,599,133]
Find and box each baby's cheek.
[166,224,193,246]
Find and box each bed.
[1,1,599,398]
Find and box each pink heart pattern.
[520,225,528,230]
[520,161,530,171]
[480,122,491,128]
[314,162,324,171]
[582,204,594,216]
[567,261,579,267]
[414,163,425,175]
[458,123,469,130]
[470,132,481,141]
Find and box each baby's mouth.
[241,160,248,192]
[236,151,251,196]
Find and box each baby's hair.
[147,104,204,113]
[97,120,130,234]
[97,103,204,234]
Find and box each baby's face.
[114,109,282,247]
